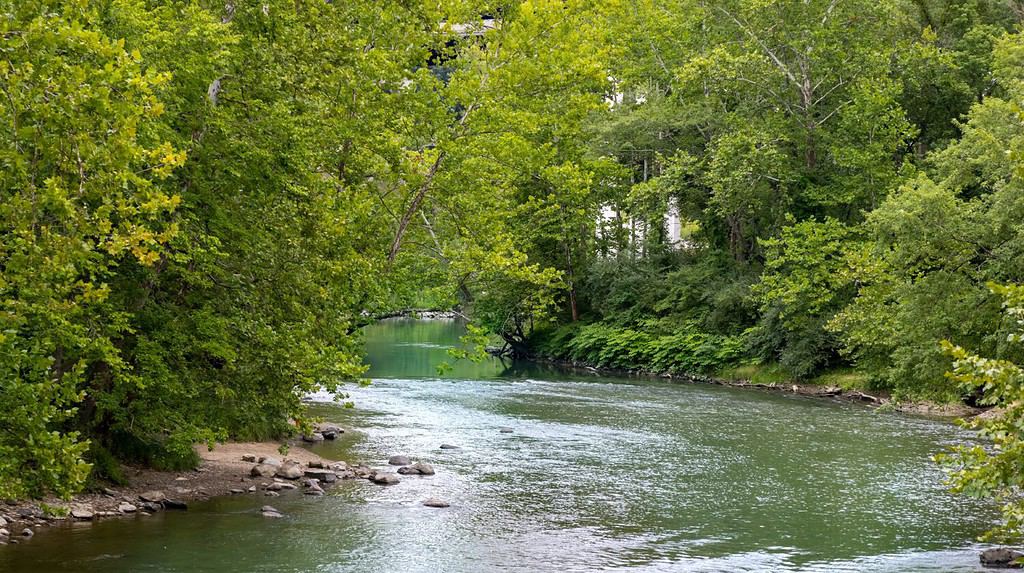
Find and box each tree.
[936,284,1024,542]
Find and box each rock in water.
[370,473,401,485]
[439,444,460,450]
[162,499,187,510]
[20,528,33,538]
[422,498,450,508]
[139,490,166,503]
[980,548,1024,568]
[302,433,325,443]
[321,431,338,440]
[498,427,513,433]
[412,462,434,475]
[388,455,412,466]
[397,462,435,476]
[261,505,284,518]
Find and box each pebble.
[422,498,450,508]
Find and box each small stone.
[261,510,284,518]
[266,483,283,491]
[278,483,297,490]
[139,490,166,503]
[0,529,8,536]
[980,547,1024,568]
[264,491,280,497]
[247,486,257,493]
[0,516,7,527]
[422,498,450,508]
[229,488,245,495]
[308,460,324,469]
[257,456,282,466]
[162,500,187,510]
[102,488,118,497]
[117,503,137,514]
[330,461,350,471]
[388,455,412,466]
[370,473,400,486]
[20,528,32,538]
[499,427,513,433]
[439,444,460,450]
[241,454,258,463]
[175,477,188,481]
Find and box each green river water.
[0,318,1000,572]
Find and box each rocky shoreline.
[0,423,447,545]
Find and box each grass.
[716,363,792,384]
[716,363,872,390]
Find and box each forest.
[3,0,1024,540]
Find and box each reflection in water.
[0,318,997,572]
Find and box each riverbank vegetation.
[4,0,1024,540]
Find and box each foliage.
[935,284,1024,541]
[534,321,744,375]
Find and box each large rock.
[388,455,412,466]
[304,469,337,483]
[251,463,278,478]
[422,498,450,508]
[370,472,400,486]
[321,430,338,440]
[70,507,94,520]
[139,502,163,513]
[162,499,188,511]
[301,433,325,443]
[139,490,166,503]
[981,548,1024,568]
[398,462,435,476]
[275,462,304,480]
[257,456,282,466]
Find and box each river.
[0,318,998,572]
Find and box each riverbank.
[0,425,389,544]
[525,355,984,419]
